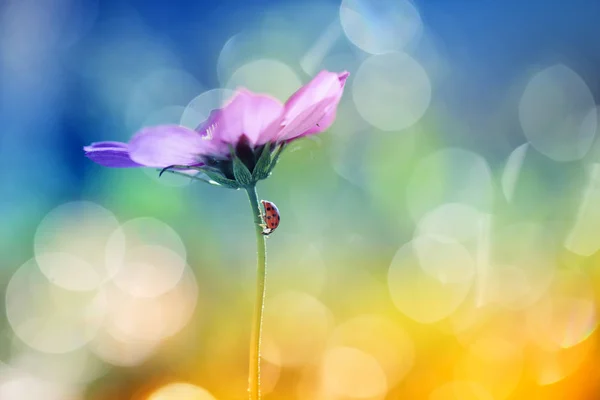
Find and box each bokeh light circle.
[585,106,600,161]
[147,382,217,400]
[104,288,173,342]
[180,88,235,130]
[328,315,414,386]
[486,264,531,309]
[103,266,198,342]
[216,32,251,85]
[490,223,556,309]
[519,64,596,162]
[155,266,199,338]
[388,239,473,323]
[530,338,595,386]
[33,253,100,293]
[111,245,187,298]
[429,381,493,400]
[501,143,529,202]
[565,162,600,256]
[526,269,597,351]
[90,330,159,367]
[340,0,423,54]
[406,148,494,221]
[412,235,476,284]
[321,346,388,398]
[34,201,121,290]
[353,52,431,131]
[267,241,327,297]
[225,59,302,101]
[330,129,372,189]
[106,217,187,281]
[262,291,332,366]
[8,345,106,387]
[0,367,80,400]
[548,297,596,348]
[141,105,187,128]
[6,258,106,354]
[455,336,523,400]
[125,68,203,131]
[416,202,486,243]
[413,203,484,285]
[216,19,311,86]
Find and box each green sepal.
[233,157,254,187]
[157,167,226,187]
[157,168,208,183]
[266,143,286,175]
[202,169,241,189]
[252,144,273,181]
[228,145,254,187]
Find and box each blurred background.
[1,0,600,398]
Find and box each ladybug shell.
[261,200,280,234]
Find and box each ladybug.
[260,200,280,235]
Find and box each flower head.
[84,70,349,188]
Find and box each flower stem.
[245,185,267,400]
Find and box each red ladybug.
[260,200,280,235]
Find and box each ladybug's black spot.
[267,216,272,219]
[267,207,271,211]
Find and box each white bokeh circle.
[6,259,106,354]
[34,201,122,291]
[225,59,302,101]
[340,0,422,54]
[180,88,235,130]
[388,239,473,323]
[353,52,431,131]
[105,216,187,281]
[519,64,596,162]
[406,148,494,221]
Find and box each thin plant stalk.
[246,185,267,400]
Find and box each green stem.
[246,185,267,400]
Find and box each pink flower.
[84,70,349,187]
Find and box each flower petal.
[195,109,230,157]
[161,164,205,176]
[278,70,349,141]
[84,142,142,168]
[302,107,339,137]
[85,141,129,150]
[214,89,284,147]
[128,125,209,167]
